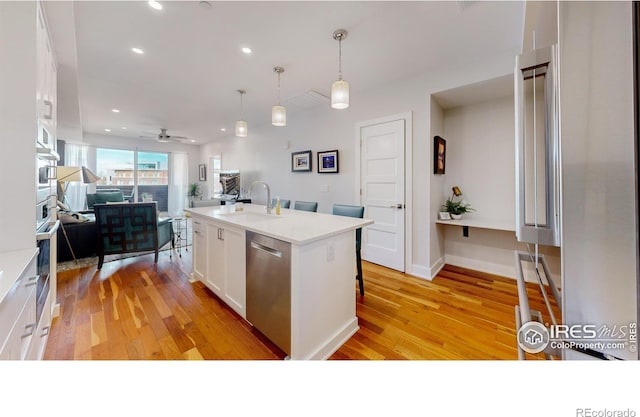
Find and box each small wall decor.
[434,136,446,175]
[198,164,206,181]
[291,150,312,172]
[317,149,339,173]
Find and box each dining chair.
[332,204,365,296]
[293,201,318,212]
[271,198,291,209]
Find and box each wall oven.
[36,134,59,325]
[35,219,58,324]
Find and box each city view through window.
[96,148,169,211]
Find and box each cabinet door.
[206,222,224,297]
[222,225,246,318]
[192,218,207,281]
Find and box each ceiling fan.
[140,128,189,143]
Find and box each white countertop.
[185,203,373,245]
[0,248,39,305]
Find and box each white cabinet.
[206,222,224,294]
[192,218,207,282]
[191,215,246,318]
[0,251,38,360]
[36,2,57,148]
[221,224,246,316]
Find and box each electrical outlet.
[327,242,335,262]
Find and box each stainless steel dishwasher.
[246,230,292,355]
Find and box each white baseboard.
[443,254,561,285]
[408,263,432,281]
[445,254,516,280]
[428,257,445,279]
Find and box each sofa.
[86,190,124,211]
[57,214,98,262]
[93,202,173,269]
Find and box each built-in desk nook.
[429,75,561,283]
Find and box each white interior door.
[360,119,405,271]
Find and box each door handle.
[389,204,404,209]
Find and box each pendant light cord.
[240,91,244,119]
[338,37,343,81]
[277,71,281,105]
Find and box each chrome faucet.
[250,181,272,214]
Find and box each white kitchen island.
[185,203,373,360]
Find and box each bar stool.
[271,198,291,209]
[293,201,318,212]
[332,204,365,296]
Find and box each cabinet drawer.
[0,286,37,360]
[0,274,38,348]
[26,291,52,360]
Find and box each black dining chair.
[293,201,318,212]
[332,204,365,296]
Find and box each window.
[96,148,169,211]
[210,155,222,195]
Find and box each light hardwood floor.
[44,249,558,360]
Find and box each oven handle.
[36,220,60,240]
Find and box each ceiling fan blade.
[170,135,188,139]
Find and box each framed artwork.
[317,149,339,173]
[291,150,312,172]
[434,136,446,175]
[198,164,206,181]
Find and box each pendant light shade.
[272,67,286,126]
[235,89,247,137]
[272,105,286,126]
[331,29,349,110]
[331,80,350,110]
[235,120,247,137]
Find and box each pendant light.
[235,89,247,137]
[331,29,349,109]
[272,66,286,126]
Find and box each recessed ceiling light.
[112,109,120,113]
[121,127,127,130]
[190,139,196,143]
[220,128,226,132]
[148,1,162,10]
[104,128,111,132]
[131,47,144,54]
[241,47,252,54]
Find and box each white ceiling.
[45,1,525,145]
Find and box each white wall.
[429,98,446,277]
[560,1,637,360]
[442,96,516,225]
[200,52,516,277]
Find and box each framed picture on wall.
[198,164,206,181]
[317,150,339,173]
[434,136,446,175]
[292,150,312,172]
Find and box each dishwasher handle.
[250,241,282,258]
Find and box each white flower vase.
[451,213,462,220]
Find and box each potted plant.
[188,183,201,207]
[442,197,474,220]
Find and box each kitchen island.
[185,203,373,360]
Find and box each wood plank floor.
[44,249,559,360]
